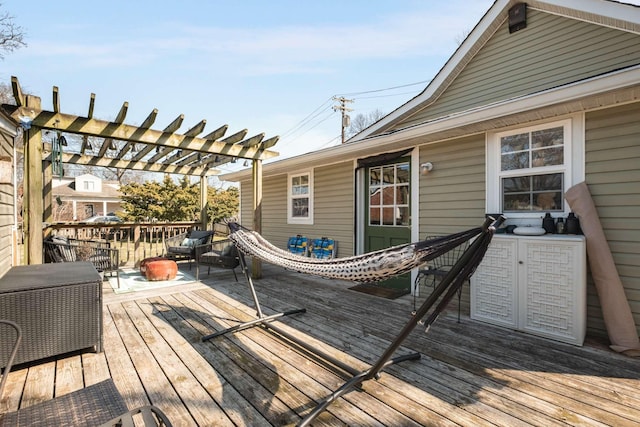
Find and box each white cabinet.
[471,234,586,345]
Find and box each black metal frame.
[202,216,503,426]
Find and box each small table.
[140,257,178,281]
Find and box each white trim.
[287,170,314,225]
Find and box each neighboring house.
[52,174,122,221]
[0,110,18,276]
[223,0,640,342]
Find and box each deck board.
[2,263,640,426]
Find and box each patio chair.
[309,237,337,259]
[44,236,120,288]
[195,239,240,281]
[165,229,214,268]
[287,235,309,256]
[0,319,173,426]
[413,236,471,322]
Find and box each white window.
[487,117,584,217]
[288,171,313,224]
[83,180,95,191]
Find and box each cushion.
[181,238,200,247]
[189,230,213,241]
[221,244,234,257]
[168,246,192,255]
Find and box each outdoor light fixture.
[420,162,434,175]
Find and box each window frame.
[287,170,313,225]
[486,116,584,219]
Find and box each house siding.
[584,102,640,338]
[239,160,355,257]
[393,8,640,130]
[418,134,486,315]
[0,130,15,277]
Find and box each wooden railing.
[44,221,203,267]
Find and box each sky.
[1,0,505,175]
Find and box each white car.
[82,215,122,223]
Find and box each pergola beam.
[48,150,221,176]
[99,102,129,156]
[9,108,277,160]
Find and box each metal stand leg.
[202,251,306,342]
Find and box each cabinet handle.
[518,261,523,264]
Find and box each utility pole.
[332,96,354,144]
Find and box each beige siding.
[584,102,640,338]
[418,135,486,236]
[0,131,15,276]
[238,160,355,257]
[417,135,486,317]
[394,9,640,130]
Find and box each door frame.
[355,148,421,290]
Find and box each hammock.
[227,222,482,283]
[206,216,504,426]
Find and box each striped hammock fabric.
[227,222,483,283]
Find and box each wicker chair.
[0,319,172,426]
[44,236,120,288]
[165,229,214,268]
[194,239,240,281]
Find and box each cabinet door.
[471,237,518,329]
[518,238,586,345]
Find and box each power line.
[336,79,429,97]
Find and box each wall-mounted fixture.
[420,162,434,175]
[508,2,527,34]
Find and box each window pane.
[501,133,529,153]
[534,191,562,211]
[369,168,381,186]
[532,173,562,191]
[503,176,531,192]
[299,175,309,185]
[382,207,395,225]
[397,184,409,205]
[292,198,309,217]
[396,163,410,183]
[532,147,563,167]
[532,127,563,148]
[501,152,529,171]
[370,188,380,207]
[369,207,380,225]
[382,166,394,185]
[503,193,532,211]
[396,206,410,225]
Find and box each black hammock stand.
[201,215,504,426]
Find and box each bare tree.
[346,109,386,138]
[0,3,26,59]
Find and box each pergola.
[1,76,276,276]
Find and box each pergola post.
[252,159,262,279]
[200,176,208,229]
[24,95,44,264]
[43,158,53,240]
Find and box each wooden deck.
[2,262,640,426]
